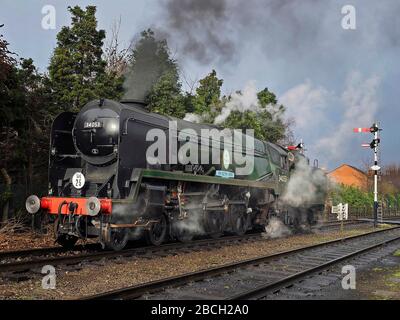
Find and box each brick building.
[327,164,368,190]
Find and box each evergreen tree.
[147,72,186,118]
[14,59,53,191]
[222,88,286,142]
[0,55,52,220]
[0,24,15,81]
[0,24,21,126]
[191,69,223,118]
[49,6,122,112]
[0,25,19,222]
[188,70,287,142]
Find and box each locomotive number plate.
[84,121,103,128]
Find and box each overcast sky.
[1,0,399,170]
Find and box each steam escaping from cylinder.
[262,217,292,239]
[281,157,327,207]
[173,209,205,236]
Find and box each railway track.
[313,219,374,231]
[0,233,263,275]
[0,243,100,262]
[0,219,375,277]
[81,226,400,300]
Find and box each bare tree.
[382,164,400,192]
[277,117,296,147]
[104,17,131,77]
[179,68,199,95]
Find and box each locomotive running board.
[141,169,275,189]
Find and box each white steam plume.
[214,81,262,125]
[279,71,380,167]
[281,157,327,207]
[315,71,380,162]
[183,113,203,123]
[174,210,204,235]
[280,79,331,131]
[262,217,292,239]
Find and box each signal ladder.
[377,202,383,223]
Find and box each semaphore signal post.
[353,123,382,227]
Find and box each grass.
[393,249,400,257]
[392,271,400,278]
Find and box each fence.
[325,204,400,221]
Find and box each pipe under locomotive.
[26,99,327,250]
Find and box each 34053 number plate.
[84,121,103,128]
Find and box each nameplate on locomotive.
[215,170,235,179]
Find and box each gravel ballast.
[0,225,390,300]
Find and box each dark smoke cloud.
[158,0,327,64]
[161,0,235,64]
[123,31,176,101]
[158,0,400,67]
[155,0,400,168]
[122,37,160,101]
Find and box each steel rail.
[0,243,100,261]
[81,226,399,300]
[0,233,261,273]
[0,219,372,262]
[228,233,400,299]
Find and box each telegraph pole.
[353,123,381,227]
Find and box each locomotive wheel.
[56,234,78,249]
[230,206,247,236]
[105,228,129,251]
[307,208,316,225]
[145,215,167,246]
[233,215,247,236]
[173,220,194,242]
[205,212,224,239]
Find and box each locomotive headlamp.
[86,197,101,216]
[25,195,41,214]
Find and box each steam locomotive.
[26,99,327,250]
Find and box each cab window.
[254,156,270,177]
[281,156,289,170]
[268,146,281,165]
